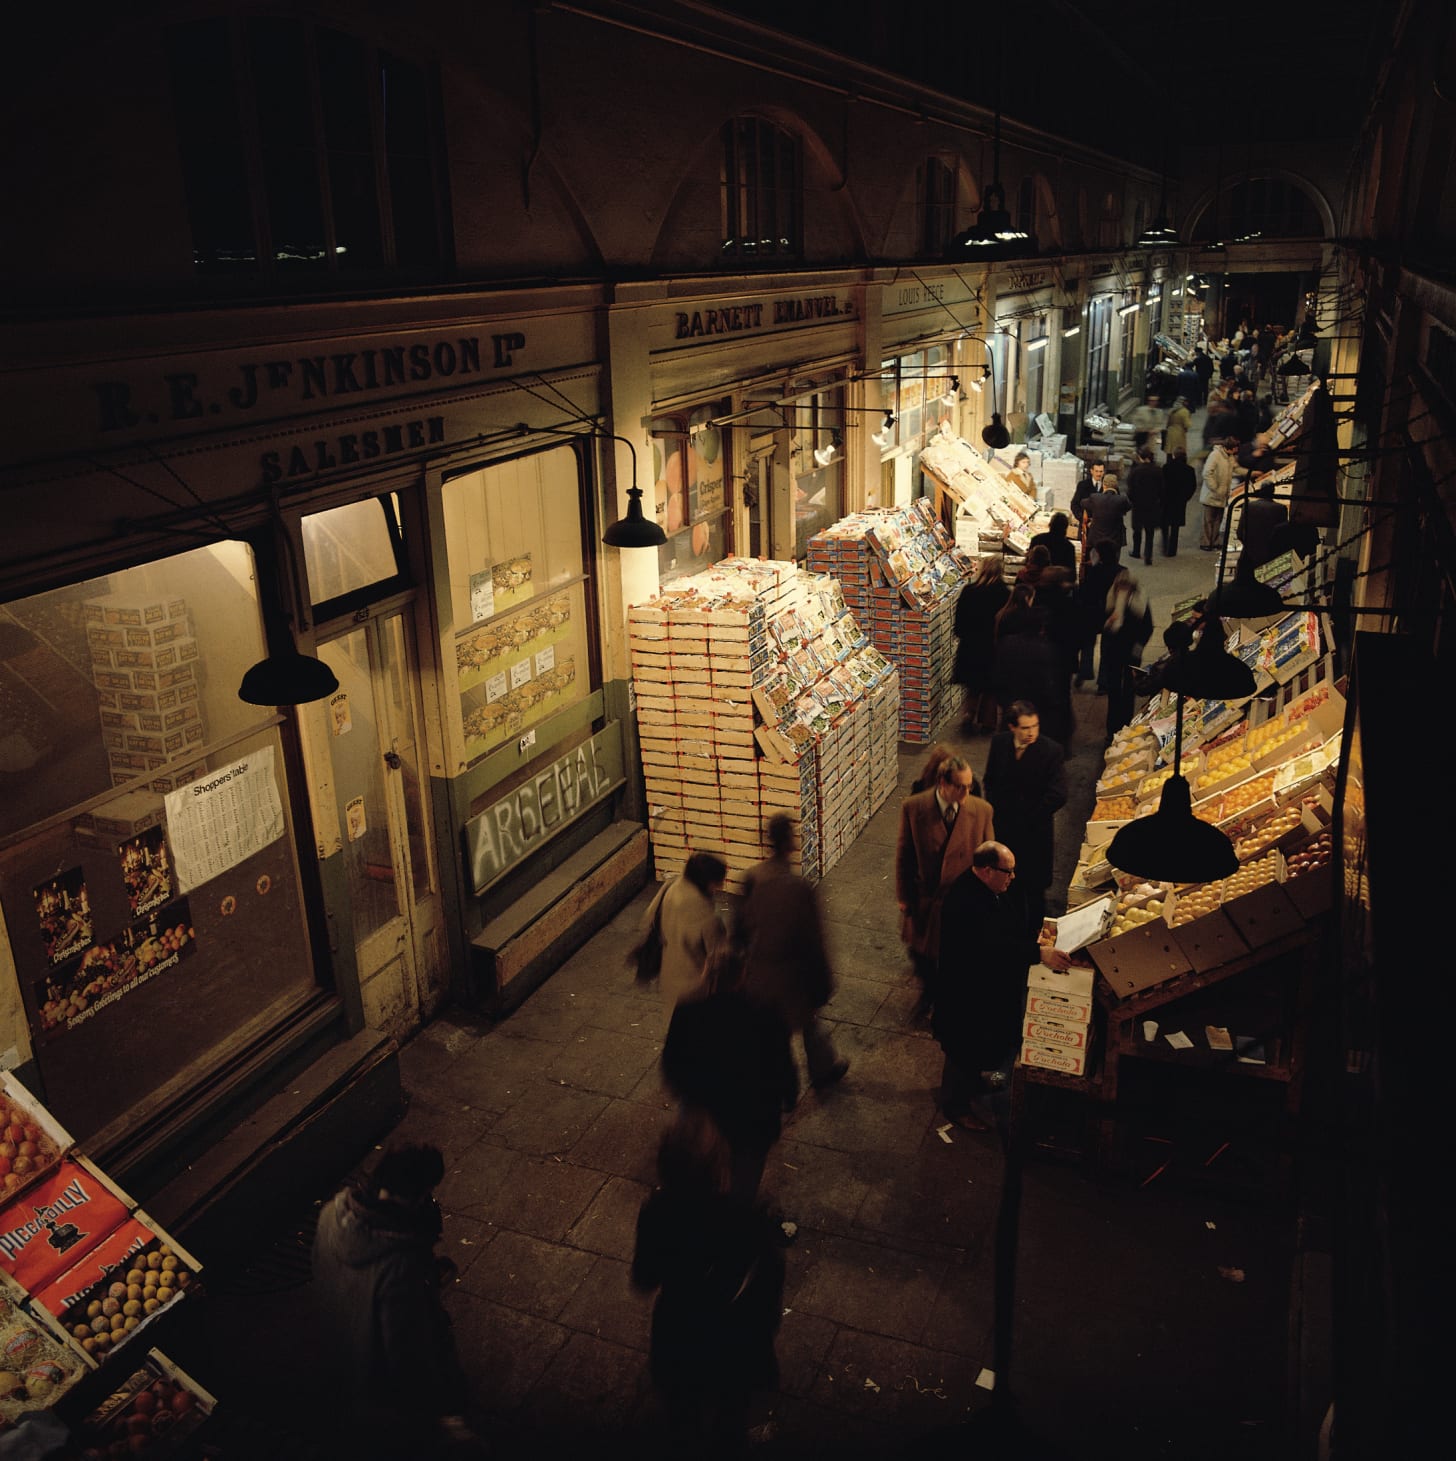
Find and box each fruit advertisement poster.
[34,898,196,1042]
[32,868,92,967]
[116,826,171,918]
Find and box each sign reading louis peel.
[464,726,625,893]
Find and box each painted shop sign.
[463,724,626,893]
[671,294,855,340]
[260,413,446,484]
[88,330,529,435]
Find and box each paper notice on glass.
[1165,1030,1194,1050]
[510,658,533,689]
[485,671,508,703]
[165,744,285,893]
[1050,895,1115,953]
[345,797,366,842]
[534,644,555,676]
[329,691,352,737]
[469,569,496,623]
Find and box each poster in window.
[345,797,367,843]
[163,745,285,893]
[689,405,725,516]
[32,868,92,967]
[329,691,352,737]
[33,897,196,1041]
[510,658,533,690]
[485,670,508,703]
[456,590,572,693]
[534,644,555,676]
[491,554,534,613]
[116,826,172,918]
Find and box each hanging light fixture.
[946,93,1032,258]
[600,434,667,548]
[237,498,340,707]
[1278,354,1313,377]
[1107,672,1238,882]
[813,431,842,467]
[940,377,960,408]
[982,414,1011,450]
[871,412,896,448]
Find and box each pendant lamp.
[602,484,667,548]
[1167,616,1258,700]
[982,414,1011,450]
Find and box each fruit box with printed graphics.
[33,1213,202,1367]
[0,1154,132,1297]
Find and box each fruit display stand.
[0,1075,212,1455]
[804,501,972,742]
[1015,663,1344,1173]
[917,435,1039,553]
[630,558,900,889]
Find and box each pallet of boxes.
[76,593,209,851]
[628,558,900,889]
[0,1072,216,1451]
[805,502,975,744]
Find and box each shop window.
[1024,320,1048,419]
[788,384,845,560]
[878,348,952,504]
[301,495,408,619]
[165,16,448,274]
[0,542,321,1145]
[1119,296,1139,398]
[918,157,957,257]
[442,446,595,765]
[721,117,802,262]
[650,403,732,584]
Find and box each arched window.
[917,156,958,257]
[165,15,448,274]
[721,117,803,262]
[1018,176,1037,239]
[1198,177,1325,241]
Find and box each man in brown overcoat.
[894,755,995,1015]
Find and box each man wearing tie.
[894,755,995,1017]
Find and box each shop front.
[0,288,643,1212]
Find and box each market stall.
[0,1072,215,1453]
[1012,649,1343,1171]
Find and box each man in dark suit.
[895,755,995,1016]
[1235,477,1289,579]
[981,701,1067,937]
[933,841,1073,1129]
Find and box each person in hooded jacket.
[312,1142,479,1458]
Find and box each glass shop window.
[442,446,595,765]
[650,403,732,584]
[0,542,320,1146]
[301,494,408,617]
[721,117,803,263]
[787,384,846,561]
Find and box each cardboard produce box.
[1022,1013,1091,1050]
[1020,1041,1088,1077]
[0,1155,132,1298]
[76,1347,216,1456]
[0,1074,73,1212]
[0,1289,91,1419]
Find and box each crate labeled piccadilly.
[0,1155,132,1297]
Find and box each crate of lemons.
[60,1243,197,1362]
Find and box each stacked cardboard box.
[805,502,973,743]
[1020,960,1097,1076]
[83,594,207,797]
[630,559,898,889]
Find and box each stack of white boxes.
[630,559,898,889]
[83,593,207,798]
[1020,961,1096,1077]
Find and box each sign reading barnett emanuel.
[671,294,855,340]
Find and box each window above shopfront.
[164,16,449,277]
[918,157,958,258]
[721,117,803,263]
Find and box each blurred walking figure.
[633,1111,784,1459]
[312,1142,481,1459]
[1126,447,1164,566]
[1161,449,1197,557]
[1102,568,1155,740]
[952,554,1010,733]
[651,851,727,1009]
[738,814,848,1090]
[660,939,798,1204]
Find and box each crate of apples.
[77,1358,213,1459]
[0,1096,64,1200]
[61,1243,197,1362]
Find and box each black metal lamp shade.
[1167,617,1259,698]
[982,414,1012,449]
[1106,774,1239,883]
[602,485,667,549]
[238,650,339,707]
